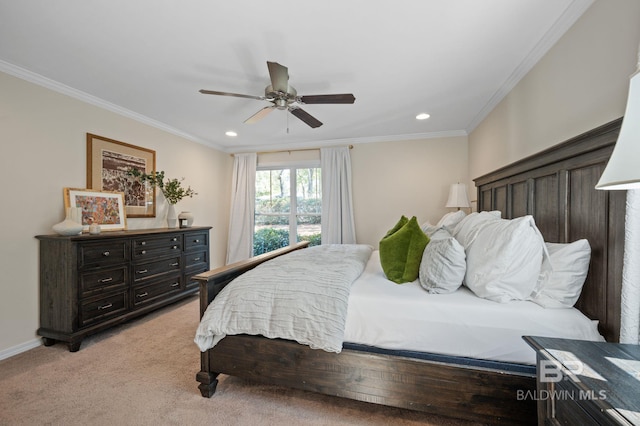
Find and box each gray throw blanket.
[194,244,372,353]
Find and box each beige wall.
[469,0,640,179]
[0,71,233,358]
[351,136,469,247]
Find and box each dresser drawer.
[132,234,182,260]
[132,256,181,283]
[184,231,208,251]
[185,266,209,290]
[184,250,208,268]
[79,240,129,268]
[80,266,128,295]
[132,275,182,307]
[80,291,128,327]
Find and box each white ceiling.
[0,1,593,153]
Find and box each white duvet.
[344,251,605,364]
[194,244,373,353]
[195,247,604,365]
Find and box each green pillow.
[379,216,429,284]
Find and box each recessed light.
[416,113,430,120]
[225,131,238,137]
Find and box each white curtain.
[320,146,356,244]
[226,153,257,264]
[620,188,640,344]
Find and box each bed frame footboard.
[205,334,536,425]
[194,242,310,397]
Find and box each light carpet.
[0,297,483,426]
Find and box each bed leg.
[196,371,219,398]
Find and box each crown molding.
[0,59,226,151]
[465,0,595,133]
[227,129,468,154]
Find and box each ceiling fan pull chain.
[286,110,290,134]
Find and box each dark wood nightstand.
[524,336,640,425]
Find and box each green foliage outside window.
[253,228,321,256]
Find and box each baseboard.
[0,338,42,361]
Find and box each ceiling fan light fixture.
[225,131,238,137]
[416,113,431,120]
[200,61,355,129]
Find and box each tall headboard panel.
[474,118,625,343]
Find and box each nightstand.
[524,336,640,425]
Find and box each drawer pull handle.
[172,245,178,250]
[170,282,180,287]
[194,239,200,243]
[172,237,177,241]
[141,250,146,255]
[193,257,201,261]
[169,262,179,267]
[141,241,146,246]
[103,251,110,257]
[99,277,113,283]
[137,269,148,274]
[98,303,113,310]
[137,292,148,298]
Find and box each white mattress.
[344,251,605,365]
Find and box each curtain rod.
[231,145,353,157]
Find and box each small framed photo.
[64,188,127,231]
[86,133,156,218]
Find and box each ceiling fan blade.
[299,94,356,104]
[199,89,264,101]
[244,106,276,124]
[290,107,323,128]
[267,61,289,93]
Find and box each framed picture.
[86,133,156,218]
[65,188,127,231]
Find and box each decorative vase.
[178,211,194,228]
[167,203,178,228]
[52,207,83,236]
[89,222,101,235]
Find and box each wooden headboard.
[474,118,625,343]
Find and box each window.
[254,167,321,255]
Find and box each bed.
[193,118,625,425]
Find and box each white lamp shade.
[596,70,640,190]
[445,183,471,208]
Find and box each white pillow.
[419,234,466,294]
[529,240,591,308]
[421,224,450,240]
[436,210,467,229]
[451,211,501,248]
[464,215,545,303]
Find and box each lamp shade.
[445,183,471,208]
[596,68,640,190]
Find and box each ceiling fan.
[199,61,355,128]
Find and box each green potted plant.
[128,169,196,228]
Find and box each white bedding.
[344,251,605,365]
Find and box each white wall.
[0,71,232,358]
[351,136,469,247]
[469,0,640,179]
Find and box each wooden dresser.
[36,226,211,351]
[524,336,640,425]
